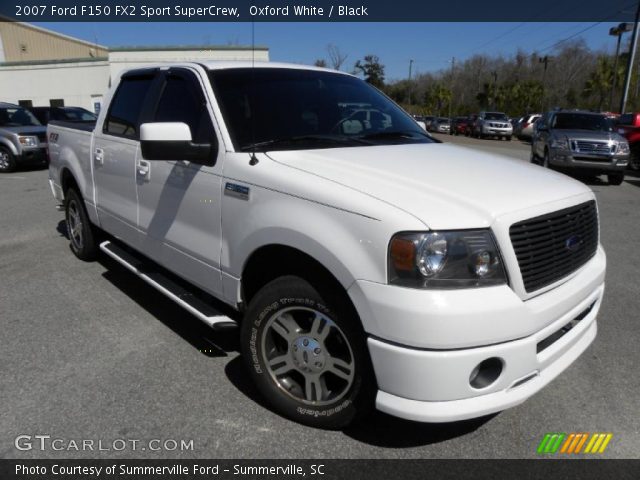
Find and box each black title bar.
[1,0,639,22]
[2,459,640,480]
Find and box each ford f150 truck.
[48,62,606,429]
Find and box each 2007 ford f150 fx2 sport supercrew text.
[47,62,605,429]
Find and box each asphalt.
[1,135,638,459]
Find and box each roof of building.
[110,45,268,52]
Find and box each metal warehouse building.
[0,22,269,113]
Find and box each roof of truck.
[200,61,353,76]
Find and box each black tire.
[629,146,640,171]
[240,275,375,429]
[506,136,512,141]
[0,146,16,173]
[608,172,624,185]
[530,150,540,165]
[64,188,98,261]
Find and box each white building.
[0,22,269,113]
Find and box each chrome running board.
[99,240,237,330]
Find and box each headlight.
[617,141,630,154]
[18,135,38,147]
[388,230,507,288]
[550,136,569,149]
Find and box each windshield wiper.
[240,135,366,152]
[358,130,431,140]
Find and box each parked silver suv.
[0,102,48,173]
[472,111,513,140]
[531,110,629,185]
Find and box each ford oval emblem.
[565,235,582,252]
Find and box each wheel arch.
[0,137,19,156]
[60,167,79,196]
[240,243,362,328]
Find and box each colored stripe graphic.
[537,433,565,454]
[539,433,613,454]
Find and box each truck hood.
[0,125,46,135]
[268,143,591,229]
[553,129,625,142]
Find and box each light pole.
[609,23,633,111]
[448,57,455,118]
[539,55,550,111]
[620,2,640,114]
[491,70,498,110]
[408,59,414,107]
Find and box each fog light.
[469,357,503,389]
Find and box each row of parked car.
[0,103,96,172]
[416,112,517,140]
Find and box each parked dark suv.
[531,110,629,185]
[29,106,97,125]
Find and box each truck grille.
[509,201,598,293]
[571,140,614,154]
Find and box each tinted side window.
[153,74,214,143]
[619,113,633,125]
[105,76,154,138]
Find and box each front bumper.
[348,247,605,422]
[549,149,627,173]
[18,146,48,165]
[482,126,512,136]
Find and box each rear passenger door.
[136,67,225,297]
[93,70,157,246]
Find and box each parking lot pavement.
[1,154,639,459]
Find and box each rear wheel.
[629,146,640,171]
[0,147,16,173]
[64,188,98,261]
[240,275,375,429]
[608,172,624,185]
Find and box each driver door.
[136,68,225,297]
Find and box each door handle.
[94,148,104,166]
[137,160,151,179]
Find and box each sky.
[33,22,624,81]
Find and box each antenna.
[249,20,259,166]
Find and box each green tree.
[582,56,614,111]
[354,55,385,88]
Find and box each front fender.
[0,136,19,156]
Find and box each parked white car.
[47,62,605,429]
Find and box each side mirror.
[140,122,215,165]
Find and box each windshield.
[0,107,41,127]
[209,68,433,151]
[61,108,97,122]
[552,113,612,131]
[485,112,508,120]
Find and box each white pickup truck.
[48,62,605,429]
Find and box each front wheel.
[0,147,16,173]
[65,188,98,261]
[608,172,624,185]
[240,276,375,429]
